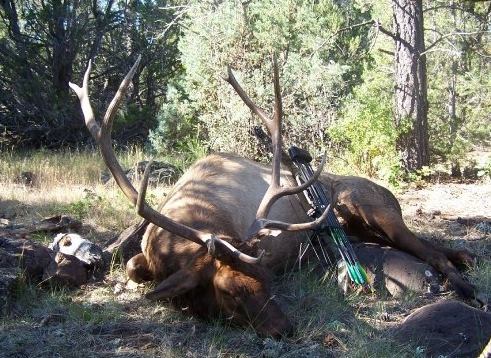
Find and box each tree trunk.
[448,3,459,158]
[392,0,429,172]
[51,1,74,98]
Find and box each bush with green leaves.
[428,64,491,166]
[423,3,491,169]
[150,0,372,160]
[327,63,400,182]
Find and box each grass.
[471,259,491,297]
[0,148,104,186]
[0,148,490,357]
[0,146,169,232]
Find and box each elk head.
[69,55,328,337]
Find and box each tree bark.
[50,0,77,97]
[392,0,429,171]
[0,0,21,40]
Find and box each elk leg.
[364,209,480,302]
[421,240,476,268]
[126,253,153,283]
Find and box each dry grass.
[0,146,151,186]
[0,149,490,357]
[0,147,170,233]
[1,266,417,357]
[1,149,103,187]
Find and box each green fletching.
[327,225,370,285]
[347,265,357,283]
[346,262,368,285]
[357,263,369,284]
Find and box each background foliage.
[0,0,181,148]
[150,0,372,162]
[1,0,490,181]
[424,2,491,167]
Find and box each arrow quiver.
[288,146,368,286]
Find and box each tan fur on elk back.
[141,153,311,271]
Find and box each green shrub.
[150,0,372,161]
[328,66,400,183]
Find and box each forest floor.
[0,150,490,357]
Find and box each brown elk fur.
[319,173,477,299]
[128,153,303,337]
[127,153,480,337]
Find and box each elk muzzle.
[253,300,294,338]
[213,264,294,338]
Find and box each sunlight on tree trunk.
[392,0,429,172]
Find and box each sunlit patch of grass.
[67,300,123,325]
[346,329,415,358]
[0,148,103,187]
[0,146,150,188]
[0,147,174,232]
[8,278,123,325]
[30,232,53,246]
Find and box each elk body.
[70,56,482,338]
[128,153,313,336]
[129,155,479,326]
[318,172,478,301]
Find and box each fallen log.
[1,215,82,235]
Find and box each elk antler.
[225,55,330,240]
[69,57,263,264]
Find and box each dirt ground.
[399,181,491,259]
[399,181,490,219]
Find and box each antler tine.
[68,60,99,139]
[98,56,142,204]
[271,54,282,188]
[246,203,331,240]
[249,56,328,239]
[102,56,141,133]
[137,159,153,214]
[254,54,285,219]
[226,55,330,241]
[71,57,262,265]
[225,67,275,135]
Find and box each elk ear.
[145,268,200,300]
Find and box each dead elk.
[70,57,484,337]
[70,56,328,337]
